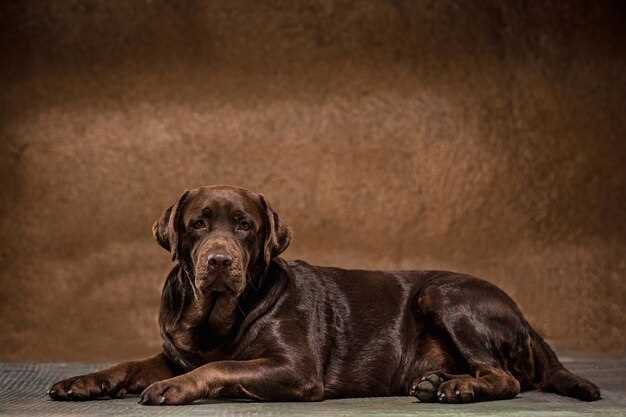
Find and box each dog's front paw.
[139,376,203,405]
[48,373,125,401]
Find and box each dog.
[49,185,601,404]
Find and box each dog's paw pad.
[411,373,444,402]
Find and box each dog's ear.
[152,190,190,261]
[258,193,292,266]
[153,206,173,252]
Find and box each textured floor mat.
[1,359,625,416]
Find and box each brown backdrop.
[1,1,625,361]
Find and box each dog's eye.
[237,220,252,231]
[191,220,206,230]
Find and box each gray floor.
[1,356,625,417]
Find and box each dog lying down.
[49,185,600,405]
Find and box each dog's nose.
[207,253,232,270]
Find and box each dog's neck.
[159,258,289,370]
[163,283,240,350]
[182,292,239,344]
[159,261,274,369]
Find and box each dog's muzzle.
[194,239,246,294]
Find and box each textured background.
[1,1,625,361]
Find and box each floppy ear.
[152,190,190,261]
[258,193,292,266]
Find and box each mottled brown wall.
[1,1,625,361]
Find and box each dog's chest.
[162,299,235,370]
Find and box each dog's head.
[152,186,291,297]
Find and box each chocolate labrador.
[49,185,600,405]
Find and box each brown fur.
[49,186,601,405]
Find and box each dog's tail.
[529,327,601,401]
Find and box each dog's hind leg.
[412,275,525,403]
[407,334,462,402]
